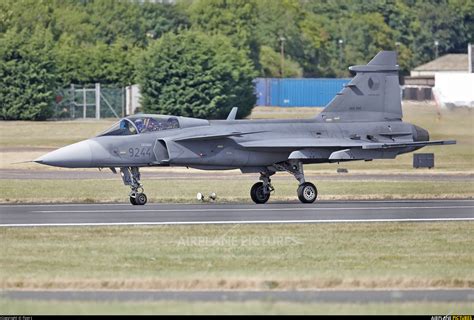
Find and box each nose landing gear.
[250,171,275,204]
[120,167,147,205]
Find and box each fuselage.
[34,114,429,170]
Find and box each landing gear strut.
[120,167,147,205]
[274,160,318,204]
[250,171,274,204]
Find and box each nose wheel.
[250,182,270,204]
[120,167,148,205]
[250,172,274,204]
[130,192,147,205]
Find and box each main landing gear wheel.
[250,182,270,204]
[297,182,317,203]
[273,160,318,204]
[130,196,137,205]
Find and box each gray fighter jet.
[35,51,455,205]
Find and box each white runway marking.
[33,205,474,213]
[0,199,473,208]
[2,217,474,227]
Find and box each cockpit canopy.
[100,115,180,136]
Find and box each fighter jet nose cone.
[34,140,93,168]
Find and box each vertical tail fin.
[318,51,402,122]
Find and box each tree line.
[1,0,472,120]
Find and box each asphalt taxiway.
[0,199,473,227]
[3,289,473,303]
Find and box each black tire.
[250,182,270,204]
[135,193,148,205]
[130,196,137,205]
[297,182,317,203]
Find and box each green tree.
[259,45,302,78]
[188,0,260,65]
[139,2,190,45]
[0,27,57,120]
[298,12,331,76]
[0,0,55,34]
[55,37,141,86]
[255,0,305,73]
[341,13,399,67]
[138,30,256,119]
[409,0,471,65]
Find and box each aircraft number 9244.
[128,147,152,158]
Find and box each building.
[403,44,473,101]
[410,54,469,77]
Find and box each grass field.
[1,178,472,203]
[1,300,472,315]
[2,223,473,290]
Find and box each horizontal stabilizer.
[362,140,457,149]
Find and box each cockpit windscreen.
[99,116,180,136]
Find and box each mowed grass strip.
[0,120,115,148]
[1,300,473,315]
[1,223,473,290]
[0,179,473,203]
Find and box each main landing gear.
[250,161,318,204]
[120,167,147,205]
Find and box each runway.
[1,199,473,227]
[3,289,473,303]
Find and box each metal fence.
[53,84,125,119]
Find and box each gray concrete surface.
[3,289,474,303]
[1,200,473,227]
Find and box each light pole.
[279,36,286,78]
[338,39,344,71]
[434,40,439,59]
